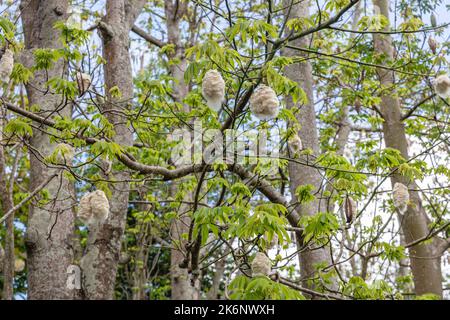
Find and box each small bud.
[76,71,91,97]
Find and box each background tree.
[0,0,449,300]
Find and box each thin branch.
[0,173,58,225]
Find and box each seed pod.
[434,74,450,99]
[249,85,279,120]
[393,182,409,214]
[288,134,303,155]
[430,13,437,28]
[202,69,225,111]
[78,190,110,226]
[119,253,131,264]
[251,252,272,277]
[428,37,437,54]
[14,258,25,272]
[354,97,362,114]
[0,49,14,83]
[344,197,357,224]
[76,71,91,97]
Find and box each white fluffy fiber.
[288,134,303,154]
[251,252,272,277]
[249,85,279,120]
[78,190,110,226]
[14,259,25,272]
[0,49,14,83]
[202,69,225,111]
[76,71,91,96]
[434,74,450,99]
[393,182,409,214]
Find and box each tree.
[0,0,449,300]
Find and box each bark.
[206,254,226,300]
[282,0,336,291]
[164,0,200,300]
[21,0,77,300]
[80,0,146,300]
[373,0,443,297]
[0,135,14,299]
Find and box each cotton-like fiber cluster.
[434,74,450,99]
[249,85,279,120]
[76,71,91,97]
[288,134,303,155]
[14,259,25,272]
[202,69,225,111]
[428,37,437,54]
[344,197,357,223]
[78,190,110,226]
[0,49,14,83]
[251,252,271,277]
[393,182,409,214]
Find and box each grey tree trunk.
[0,131,14,299]
[164,0,200,300]
[282,0,336,291]
[21,0,77,300]
[80,0,146,299]
[373,0,443,297]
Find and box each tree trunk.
[282,0,336,291]
[164,0,200,300]
[373,0,443,297]
[0,137,14,299]
[21,0,77,300]
[80,0,146,300]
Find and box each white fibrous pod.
[202,69,225,111]
[76,71,91,96]
[0,49,14,83]
[434,74,450,98]
[14,259,25,272]
[55,143,75,164]
[428,37,437,54]
[249,85,279,120]
[344,197,357,223]
[251,252,272,277]
[430,13,437,28]
[77,190,110,226]
[393,182,409,214]
[288,134,303,155]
